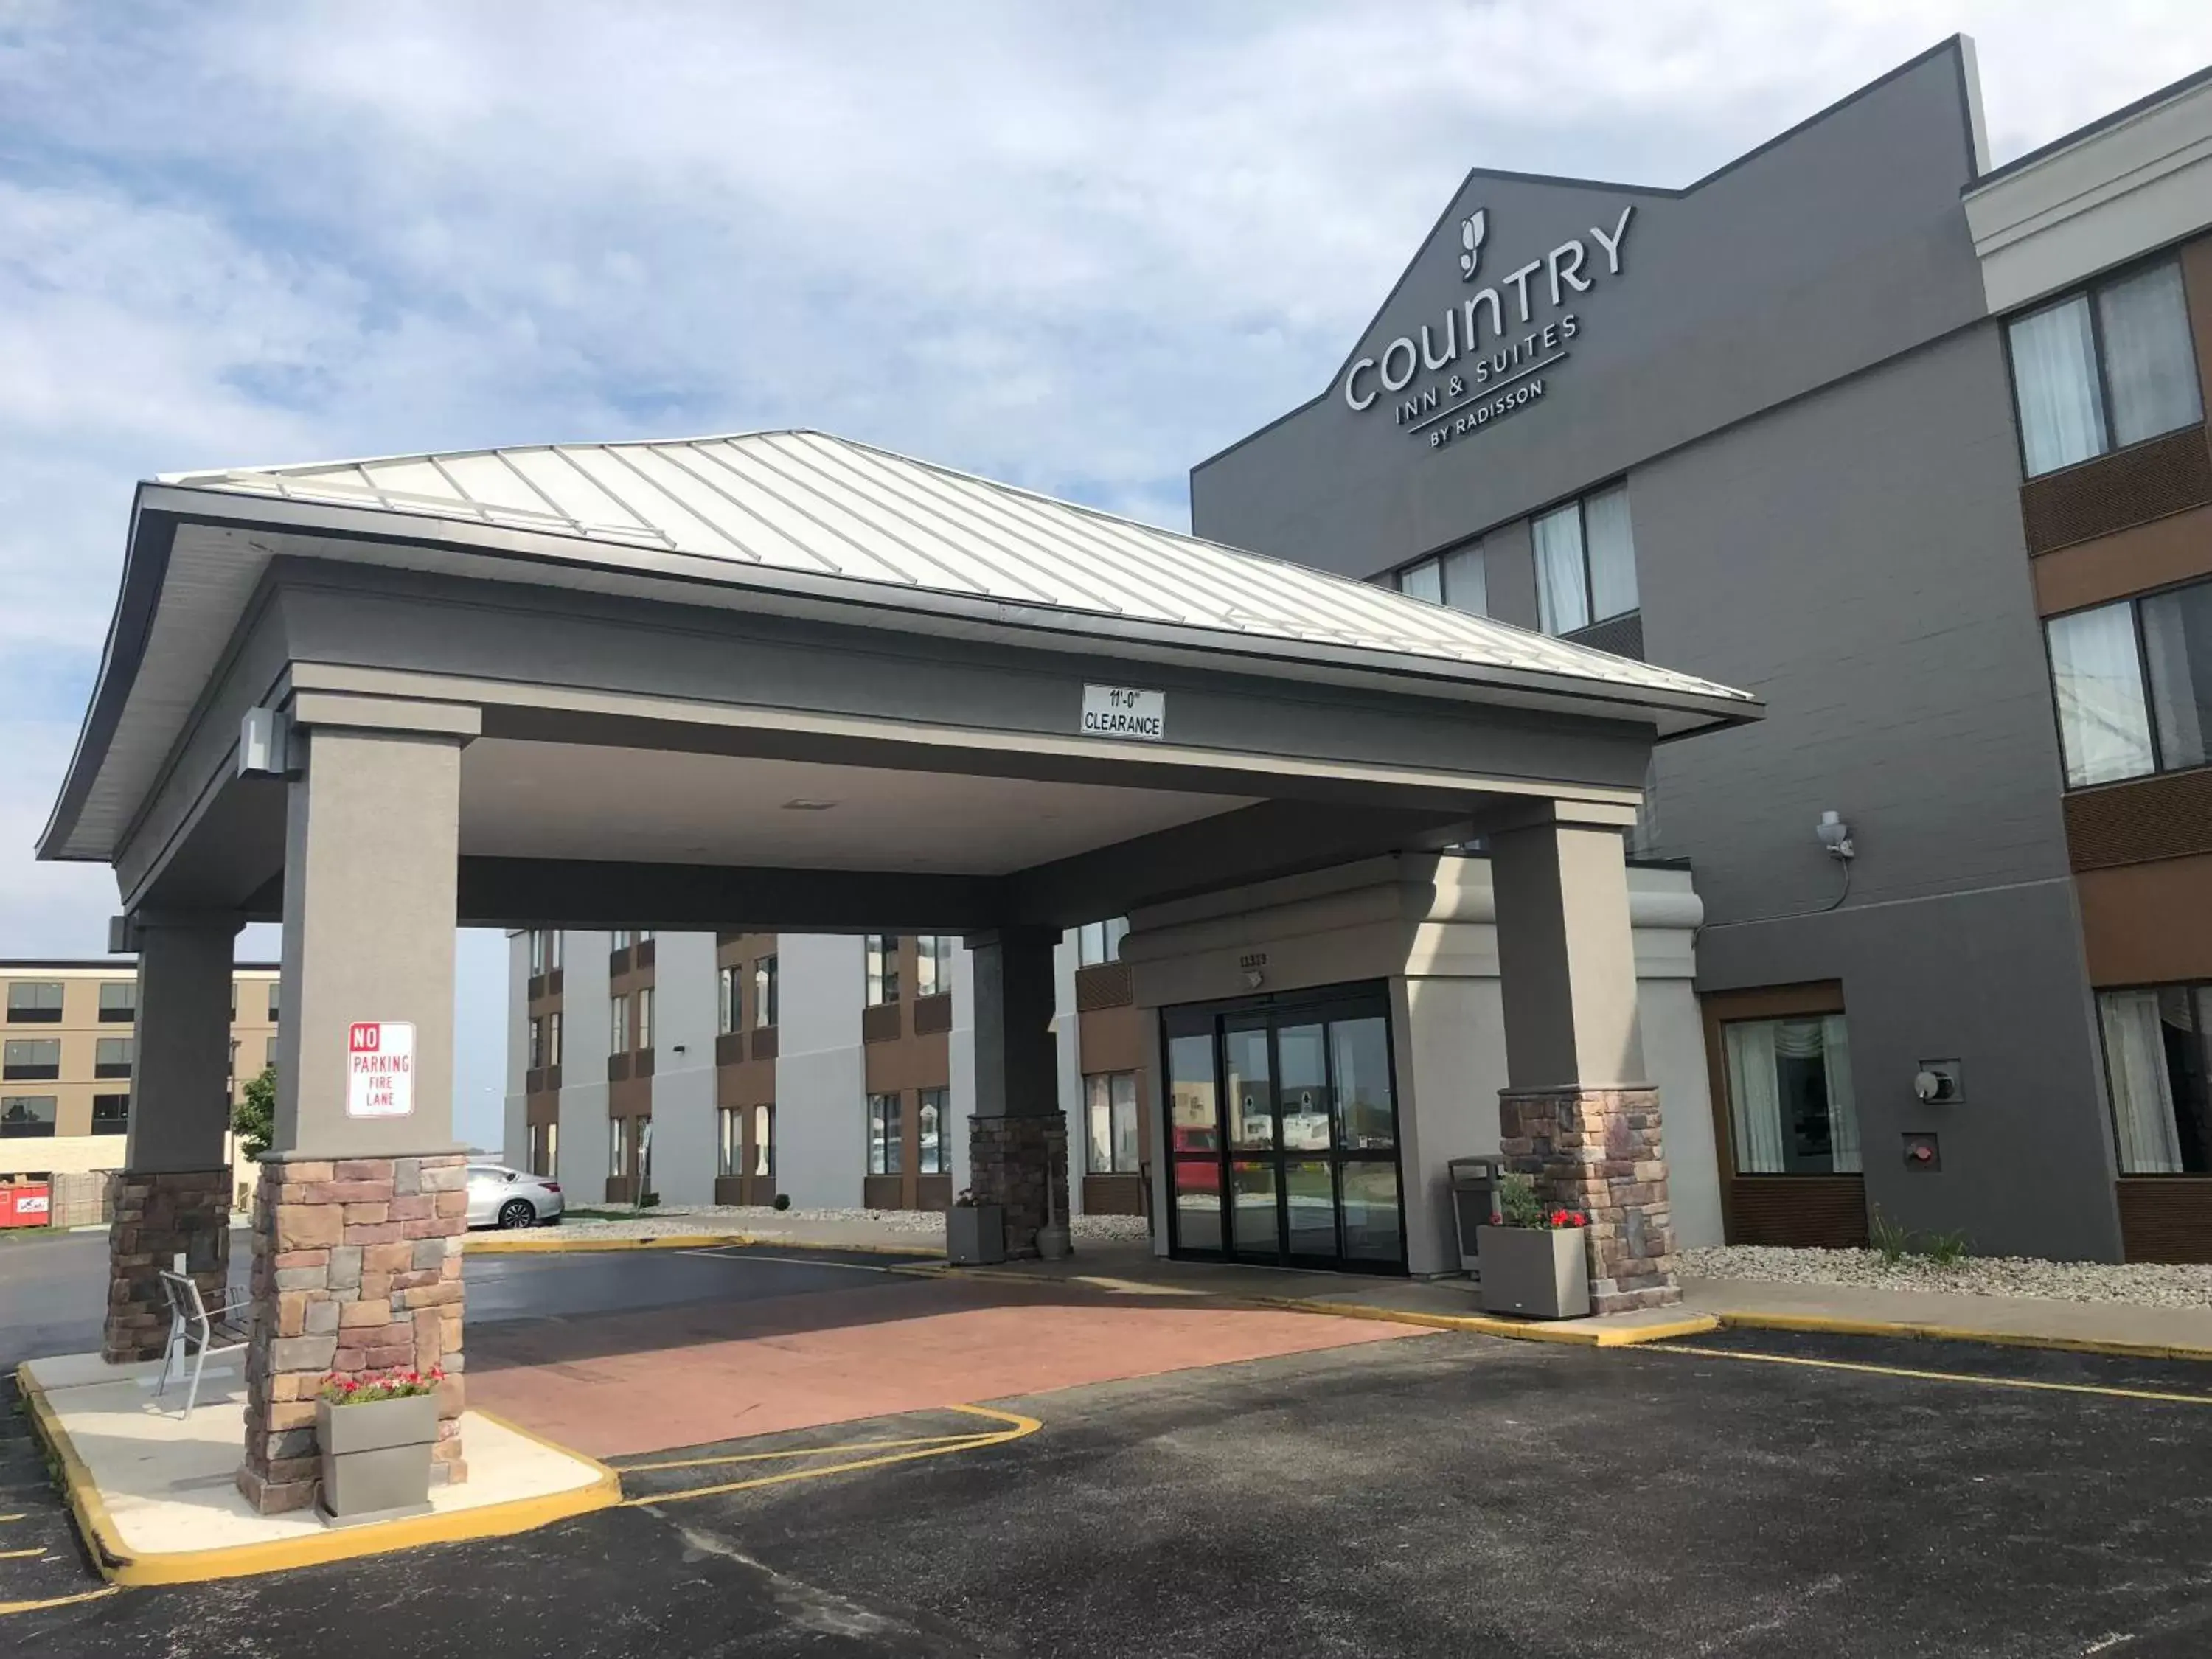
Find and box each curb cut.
[15,1367,622,1586]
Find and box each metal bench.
[155,1266,251,1419]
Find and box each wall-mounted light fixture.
[1815,810,1855,860]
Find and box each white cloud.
[1,0,2208,1089]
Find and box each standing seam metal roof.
[156,428,1753,707]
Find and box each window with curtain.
[2098,986,2212,1174]
[608,1116,627,1177]
[94,1037,133,1078]
[2008,258,2203,478]
[529,1018,545,1069]
[1395,544,1488,616]
[98,981,136,1022]
[717,1106,742,1177]
[2048,577,2212,789]
[1534,482,1637,636]
[608,993,627,1055]
[867,1092,902,1175]
[865,936,900,1005]
[718,965,739,1034]
[547,1011,562,1068]
[1085,1071,1141,1173]
[1077,918,1130,966]
[754,956,779,1027]
[1396,557,1442,602]
[918,1087,948,1174]
[916,936,953,998]
[1722,1014,1860,1175]
[636,986,653,1052]
[754,1104,774,1180]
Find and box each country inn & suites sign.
[1342,203,1635,451]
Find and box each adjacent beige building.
[2,959,279,1203]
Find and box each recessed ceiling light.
[782,798,839,811]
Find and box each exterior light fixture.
[1815,810,1854,860]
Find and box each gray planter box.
[1475,1225,1592,1320]
[317,1391,439,1524]
[946,1204,1006,1265]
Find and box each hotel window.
[529,1016,546,1070]
[1,1095,56,1138]
[266,983,280,1023]
[612,930,634,951]
[867,1091,903,1175]
[2047,577,2212,788]
[718,965,740,1034]
[1394,540,1487,616]
[529,931,545,975]
[3,1040,60,1082]
[608,1116,627,1177]
[754,1104,774,1180]
[529,928,563,974]
[98,981,136,1023]
[529,1121,557,1177]
[866,936,900,1006]
[636,986,654,1052]
[6,982,62,1023]
[91,1093,130,1135]
[1533,482,1637,636]
[1720,1015,1860,1175]
[918,1087,949,1175]
[265,1036,279,1069]
[94,1037,133,1079]
[755,957,779,1028]
[2098,986,2212,1175]
[916,936,953,999]
[2007,258,2202,479]
[718,1106,743,1178]
[1077,918,1130,967]
[1085,1071,1141,1174]
[609,992,629,1054]
[546,1011,562,1068]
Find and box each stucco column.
[965,927,1066,1259]
[102,913,243,1363]
[1491,804,1680,1313]
[239,695,476,1515]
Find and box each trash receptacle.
[1447,1157,1505,1279]
[1,1181,51,1228]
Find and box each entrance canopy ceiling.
[41,430,1759,898]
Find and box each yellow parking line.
[0,1514,24,1523]
[623,1404,1040,1506]
[622,1430,999,1473]
[0,1548,51,1559]
[1660,1343,2212,1405]
[0,1586,122,1616]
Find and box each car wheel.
[497,1197,538,1230]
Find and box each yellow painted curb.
[1709,1310,2212,1365]
[15,1366,622,1587]
[464,1230,943,1259]
[1262,1296,1721,1347]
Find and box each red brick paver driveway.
[467,1258,1413,1458]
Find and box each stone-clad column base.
[1499,1087,1681,1315]
[102,1169,233,1363]
[237,1152,469,1514]
[968,1114,1068,1260]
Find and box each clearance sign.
[347,1021,416,1119]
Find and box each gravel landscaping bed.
[1682,1243,2212,1310]
[530,1205,1153,1245]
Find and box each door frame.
[1158,980,1405,1276]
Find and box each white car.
[465,1164,563,1229]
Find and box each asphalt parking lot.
[7,1235,2212,1655]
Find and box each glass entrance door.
[1161,984,1405,1273]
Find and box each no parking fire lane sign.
[347,1020,416,1119]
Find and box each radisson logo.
[1343,203,1636,451]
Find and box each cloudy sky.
[4,0,2209,1147]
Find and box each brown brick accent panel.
[969,1113,1069,1259]
[2020,425,2212,554]
[1498,1087,1680,1314]
[861,1001,902,1043]
[1074,961,1134,1012]
[912,992,954,1035]
[103,1168,232,1363]
[751,1025,779,1062]
[1725,1175,1869,1248]
[2065,768,2212,870]
[237,1152,467,1515]
[2117,1178,2212,1263]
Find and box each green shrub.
[1495,1171,1545,1229]
[1868,1205,1910,1265]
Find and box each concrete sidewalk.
[1680,1274,2212,1359]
